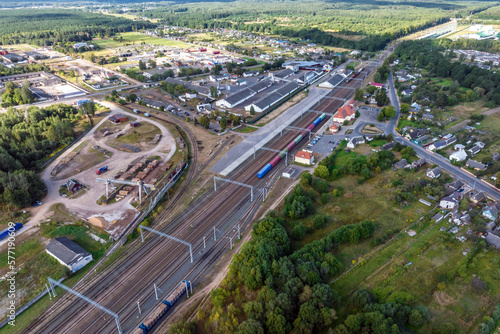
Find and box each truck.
[0,223,23,241]
[96,166,108,175]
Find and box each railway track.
[23,69,372,334]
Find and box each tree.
[81,100,96,117]
[212,64,223,75]
[400,103,410,114]
[20,81,33,104]
[220,117,227,130]
[292,223,306,240]
[199,115,210,128]
[354,87,364,101]
[126,93,137,102]
[234,66,244,76]
[250,105,256,115]
[210,86,218,98]
[139,60,146,70]
[314,165,329,179]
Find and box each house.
[454,144,466,150]
[428,141,446,151]
[427,167,442,179]
[382,142,395,150]
[73,42,89,49]
[492,153,500,161]
[440,196,459,209]
[295,151,314,165]
[483,201,500,220]
[347,136,365,148]
[446,180,463,192]
[108,114,128,124]
[485,233,500,249]
[243,70,259,77]
[370,82,384,88]
[402,89,413,96]
[485,221,497,231]
[329,124,339,133]
[449,150,468,162]
[412,158,426,168]
[67,179,82,194]
[130,121,140,128]
[466,159,487,171]
[475,141,485,149]
[405,128,427,141]
[393,159,409,169]
[333,104,356,123]
[422,113,435,120]
[468,145,481,156]
[471,192,485,204]
[185,93,197,99]
[45,237,93,273]
[411,102,422,110]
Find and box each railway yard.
[18,65,373,334]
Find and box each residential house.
[449,150,468,162]
[483,201,500,220]
[402,89,413,96]
[454,144,466,150]
[471,192,486,204]
[427,167,442,179]
[295,151,314,165]
[333,104,356,123]
[468,145,481,156]
[440,196,459,209]
[428,140,446,151]
[329,124,339,133]
[411,102,422,110]
[405,128,427,141]
[485,221,497,231]
[347,136,365,148]
[393,159,409,169]
[66,179,82,194]
[45,237,93,273]
[466,159,487,171]
[446,180,464,192]
[485,233,500,249]
[412,158,426,168]
[382,142,395,150]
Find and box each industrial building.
[45,237,93,273]
[319,73,345,89]
[216,79,273,108]
[244,81,300,113]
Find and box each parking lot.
[358,105,382,123]
[304,134,344,155]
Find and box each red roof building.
[333,104,356,123]
[330,124,339,133]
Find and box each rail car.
[133,280,190,334]
[257,113,326,178]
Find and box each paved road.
[386,70,500,200]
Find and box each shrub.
[292,223,306,240]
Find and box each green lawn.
[368,139,387,147]
[430,77,453,87]
[234,126,258,133]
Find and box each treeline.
[204,212,375,334]
[0,9,154,46]
[0,63,50,78]
[394,39,500,107]
[140,0,490,51]
[0,104,81,207]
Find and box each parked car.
[144,113,150,117]
[36,201,43,206]
[133,109,140,114]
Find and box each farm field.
[92,32,189,49]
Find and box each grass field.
[478,111,500,133]
[233,125,258,133]
[93,32,189,49]
[106,121,161,152]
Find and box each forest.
[137,0,493,50]
[0,9,154,46]
[0,104,81,207]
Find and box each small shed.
[67,179,82,194]
[130,121,140,128]
[108,114,128,124]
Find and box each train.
[133,280,190,334]
[257,113,326,178]
[0,223,23,241]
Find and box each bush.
[320,193,330,204]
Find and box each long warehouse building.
[245,81,300,113]
[216,79,273,108]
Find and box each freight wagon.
[0,223,23,241]
[257,113,326,178]
[133,280,190,334]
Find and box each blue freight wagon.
[0,223,23,241]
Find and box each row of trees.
[0,104,80,207]
[1,80,34,107]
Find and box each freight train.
[257,113,326,178]
[0,223,23,241]
[133,280,190,334]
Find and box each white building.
[295,151,314,165]
[45,237,93,273]
[449,150,468,162]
